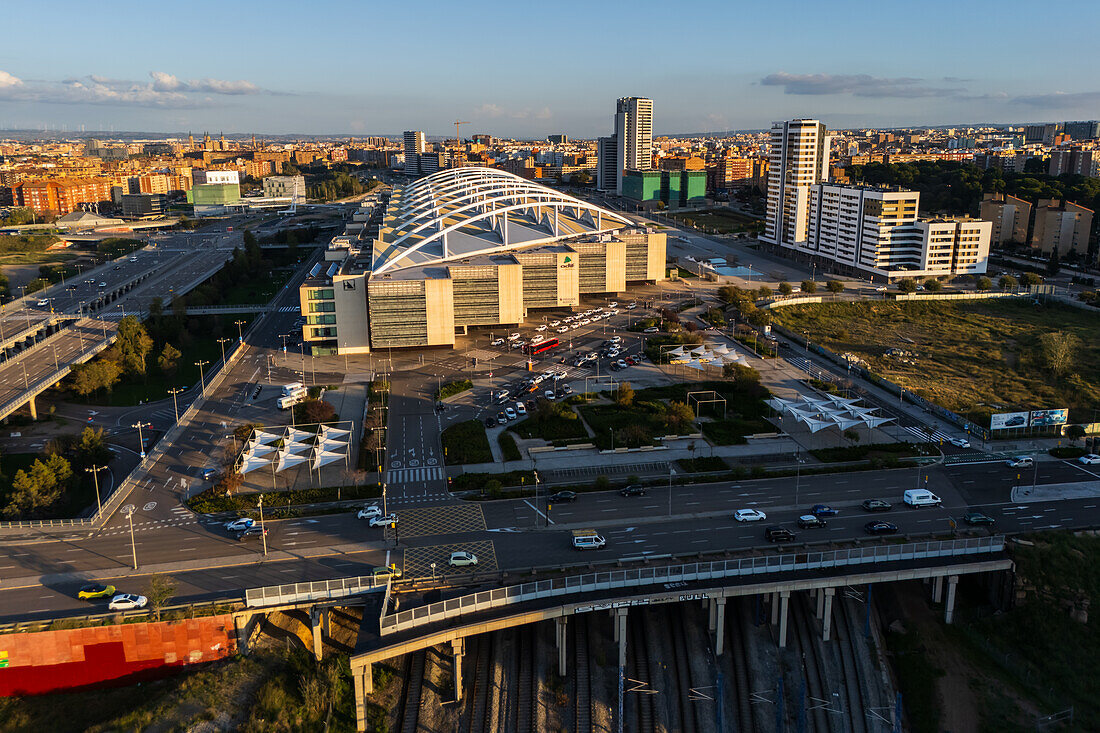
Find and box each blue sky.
[1,0,1098,137]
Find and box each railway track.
[398,650,426,733]
[790,593,832,733]
[668,606,698,733]
[575,615,593,733]
[727,599,756,733]
[626,611,655,733]
[516,626,537,732]
[835,592,869,733]
[466,634,494,733]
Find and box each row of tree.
[68,315,181,396]
[2,427,111,518]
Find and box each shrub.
[499,432,522,462]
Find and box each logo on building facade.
[560,255,574,269]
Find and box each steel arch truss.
[373,167,631,274]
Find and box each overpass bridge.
[241,535,1010,731]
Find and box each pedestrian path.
[276,305,298,312]
[385,466,445,485]
[786,355,837,382]
[900,425,955,443]
[543,460,670,480]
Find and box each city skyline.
[1,0,1098,136]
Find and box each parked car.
[734,508,767,522]
[810,504,839,517]
[643,327,660,333]
[544,390,556,400]
[861,499,892,512]
[357,505,382,520]
[515,402,527,416]
[490,338,505,346]
[620,485,647,497]
[1077,454,1100,465]
[497,411,507,425]
[225,517,255,532]
[236,527,268,542]
[549,490,578,502]
[963,512,995,526]
[797,515,827,529]
[108,593,148,611]
[504,407,517,420]
[77,583,116,600]
[864,521,899,536]
[371,564,402,580]
[448,551,478,567]
[764,526,796,543]
[369,514,398,528]
[485,417,496,428]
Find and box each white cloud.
[761,72,964,99]
[151,72,259,95]
[0,70,23,88]
[475,103,551,120]
[0,70,264,108]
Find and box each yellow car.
[77,583,116,600]
[371,565,403,580]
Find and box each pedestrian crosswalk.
[901,425,955,443]
[386,466,445,485]
[277,305,299,312]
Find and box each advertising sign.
[990,412,1030,430]
[1030,408,1069,427]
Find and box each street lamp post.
[258,495,268,556]
[217,337,231,364]
[132,421,151,459]
[85,465,107,515]
[195,359,210,397]
[234,319,247,343]
[668,467,675,517]
[381,481,388,517]
[167,387,184,422]
[125,508,138,569]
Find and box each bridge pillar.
[777,590,791,648]
[556,617,568,677]
[616,608,628,668]
[770,592,780,625]
[932,575,944,604]
[944,575,959,624]
[27,397,36,421]
[815,587,825,620]
[310,607,323,661]
[713,597,727,655]
[708,597,718,633]
[322,607,331,638]
[353,664,372,732]
[451,637,465,702]
[821,588,835,642]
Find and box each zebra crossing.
[901,424,955,443]
[385,466,445,485]
[276,305,299,312]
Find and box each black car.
[484,417,496,428]
[765,526,796,543]
[797,515,827,529]
[864,521,899,536]
[619,485,646,497]
[861,499,892,512]
[237,527,268,542]
[963,512,995,526]
[548,491,577,503]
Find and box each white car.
[1079,454,1100,465]
[948,438,970,448]
[108,593,148,611]
[369,514,398,528]
[357,505,382,520]
[515,402,527,416]
[448,551,478,567]
[643,327,659,334]
[536,324,547,332]
[549,320,561,327]
[541,370,555,380]
[36,298,50,307]
[225,517,255,532]
[579,319,591,326]
[608,301,618,308]
[627,303,637,310]
[505,407,517,420]
[507,332,522,341]
[490,338,505,346]
[1006,456,1034,468]
[734,508,767,522]
[556,327,569,334]
[544,390,556,400]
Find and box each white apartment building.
[263,175,306,203]
[805,183,990,278]
[762,119,831,247]
[193,169,239,185]
[597,96,653,194]
[403,130,427,176]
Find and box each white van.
[572,530,606,550]
[278,392,307,410]
[903,489,941,508]
[281,382,305,397]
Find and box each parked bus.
[525,337,559,356]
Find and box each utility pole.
[234,319,247,343]
[195,359,210,397]
[167,387,183,422]
[217,337,231,364]
[258,495,268,556]
[132,421,151,459]
[86,465,107,515]
[124,507,138,569]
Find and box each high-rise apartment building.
[1063,121,1100,141]
[1048,147,1099,178]
[1031,199,1093,256]
[980,193,1032,245]
[1024,123,1061,146]
[403,131,427,176]
[762,119,831,247]
[597,97,653,195]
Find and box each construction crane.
[454,120,471,166]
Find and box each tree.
[1065,424,1086,444]
[723,362,761,389]
[2,454,72,518]
[1039,331,1080,377]
[74,427,111,469]
[664,400,696,432]
[299,399,337,424]
[1046,250,1061,276]
[616,381,635,407]
[717,285,742,304]
[1021,272,1043,287]
[157,343,182,376]
[976,276,993,292]
[746,309,772,328]
[800,280,818,294]
[999,274,1018,291]
[778,281,793,296]
[897,278,918,294]
[924,278,943,293]
[143,574,177,621]
[826,280,845,295]
[116,315,153,375]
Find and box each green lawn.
[499,431,522,461]
[217,268,293,306]
[772,300,1100,424]
[441,420,493,464]
[667,208,763,234]
[513,405,589,441]
[436,379,473,400]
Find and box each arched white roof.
[371,167,631,274]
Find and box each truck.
[572,529,606,550]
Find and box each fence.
[380,536,1005,634]
[245,574,388,608]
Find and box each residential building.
[1048,147,1099,177]
[614,97,653,194]
[762,119,831,248]
[547,134,568,145]
[714,156,753,188]
[1063,121,1100,141]
[263,175,306,203]
[1031,199,1093,257]
[597,135,618,193]
[403,131,427,176]
[1024,123,1061,146]
[14,178,112,215]
[980,193,1032,245]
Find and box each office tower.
[1063,121,1100,141]
[762,119,831,247]
[597,136,618,193]
[614,97,653,195]
[403,130,427,176]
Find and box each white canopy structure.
[232,422,355,477]
[769,396,896,434]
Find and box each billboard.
[1030,408,1069,427]
[990,412,1030,430]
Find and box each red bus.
[525,338,559,355]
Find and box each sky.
[1,0,1099,138]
